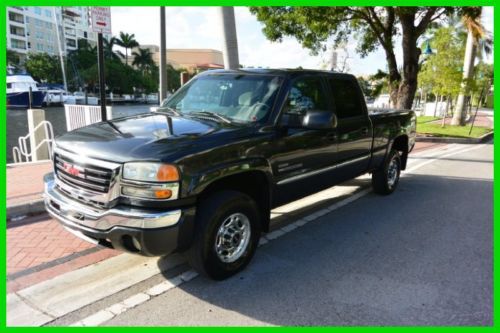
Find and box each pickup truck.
[44,69,416,280]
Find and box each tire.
[186,190,261,280]
[372,149,401,195]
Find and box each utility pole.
[97,33,107,121]
[159,7,168,102]
[219,7,240,70]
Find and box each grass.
[416,116,440,124]
[417,122,492,138]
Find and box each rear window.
[328,78,364,119]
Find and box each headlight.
[123,162,179,182]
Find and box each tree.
[132,48,155,73]
[451,7,492,125]
[220,7,240,69]
[249,6,480,109]
[7,50,22,69]
[103,37,122,61]
[116,32,139,65]
[25,53,62,83]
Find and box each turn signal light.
[157,165,179,182]
[154,189,172,199]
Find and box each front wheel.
[186,191,261,280]
[372,149,401,195]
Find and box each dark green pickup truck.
[44,69,416,279]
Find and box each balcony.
[8,12,24,24]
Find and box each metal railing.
[12,120,55,163]
[64,104,112,131]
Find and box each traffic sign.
[90,7,112,35]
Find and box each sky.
[111,6,494,76]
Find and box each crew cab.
[44,69,416,280]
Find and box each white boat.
[64,92,99,105]
[7,75,46,108]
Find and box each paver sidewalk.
[7,161,52,218]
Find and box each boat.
[7,75,46,108]
[38,83,69,106]
[64,92,99,105]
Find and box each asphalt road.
[99,143,492,326]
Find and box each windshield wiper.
[189,111,232,124]
[160,106,182,117]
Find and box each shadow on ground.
[146,173,493,326]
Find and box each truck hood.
[55,113,251,163]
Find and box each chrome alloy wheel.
[215,213,251,263]
[387,157,399,188]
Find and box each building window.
[84,31,88,38]
[37,43,44,51]
[25,16,29,23]
[27,42,31,49]
[11,39,26,50]
[8,12,24,23]
[34,7,42,15]
[45,9,51,17]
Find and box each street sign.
[90,7,112,35]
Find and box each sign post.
[90,7,111,121]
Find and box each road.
[31,142,492,326]
[91,142,492,326]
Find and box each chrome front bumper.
[44,172,182,231]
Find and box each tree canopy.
[249,6,481,109]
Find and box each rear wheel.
[372,149,401,195]
[187,190,261,280]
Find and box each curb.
[7,199,46,221]
[416,131,493,144]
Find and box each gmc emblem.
[63,162,81,177]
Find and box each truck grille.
[54,153,117,193]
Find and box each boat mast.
[53,7,68,92]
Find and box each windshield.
[163,74,282,123]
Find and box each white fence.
[64,104,112,131]
[12,120,54,164]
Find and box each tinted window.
[285,77,327,115]
[165,74,282,123]
[329,78,363,118]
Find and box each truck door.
[270,75,338,203]
[327,76,373,179]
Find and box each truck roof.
[198,68,356,80]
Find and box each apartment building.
[7,6,109,60]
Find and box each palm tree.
[132,48,155,73]
[103,37,122,61]
[116,32,139,66]
[219,7,240,69]
[451,8,492,125]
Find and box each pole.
[53,7,68,92]
[97,33,107,121]
[469,85,486,136]
[219,7,240,69]
[28,86,33,109]
[159,7,168,102]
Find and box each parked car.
[44,69,416,280]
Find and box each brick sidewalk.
[7,161,52,208]
[7,215,119,293]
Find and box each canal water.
[7,104,154,164]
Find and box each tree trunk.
[397,21,420,110]
[433,95,439,117]
[385,50,401,108]
[451,30,477,126]
[219,7,240,70]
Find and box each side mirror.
[302,111,337,130]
